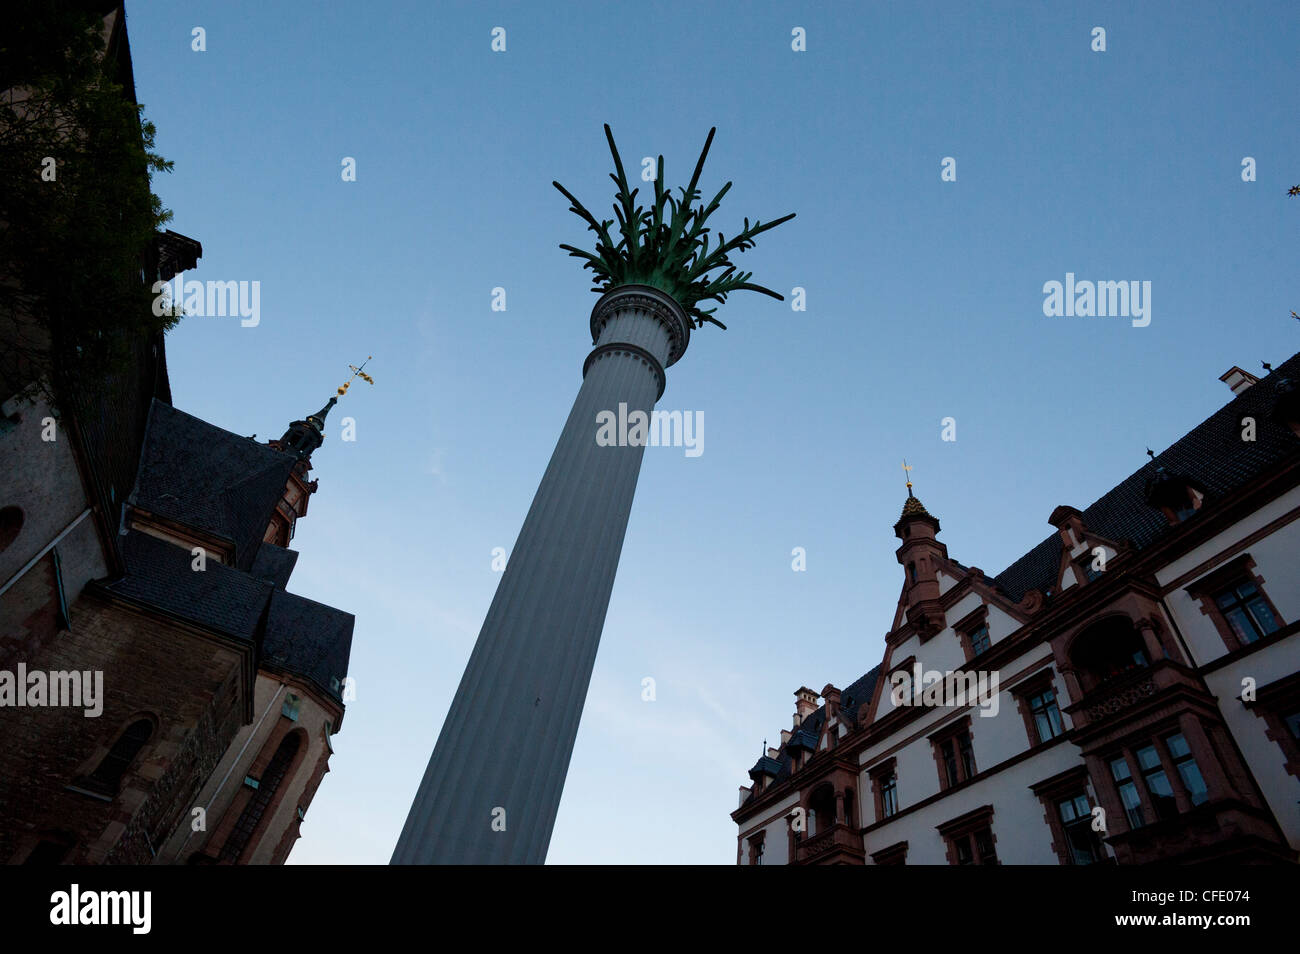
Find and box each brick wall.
[0,589,250,863]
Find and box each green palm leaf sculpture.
[553,125,795,330]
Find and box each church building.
[0,2,356,866]
[0,374,356,864]
[735,352,1300,865]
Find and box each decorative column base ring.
[583,342,666,401]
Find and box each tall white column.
[392,284,690,864]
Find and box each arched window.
[1069,617,1149,691]
[86,719,153,795]
[808,783,836,833]
[221,732,301,862]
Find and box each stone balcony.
[1065,658,1206,735]
[794,823,864,865]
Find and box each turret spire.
[274,357,374,461]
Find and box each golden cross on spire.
[902,459,914,495]
[337,355,375,398]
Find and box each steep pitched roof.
[992,352,1300,601]
[130,400,296,571]
[109,401,357,707]
[261,589,354,704]
[105,530,271,641]
[250,543,299,590]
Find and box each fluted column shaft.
[392,285,689,864]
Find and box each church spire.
[272,357,374,462]
[263,359,374,547]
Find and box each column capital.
[590,284,691,367]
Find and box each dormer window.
[1173,489,1203,522]
[1075,552,1104,583]
[1144,467,1206,525]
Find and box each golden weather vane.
[337,355,375,397]
[902,459,914,495]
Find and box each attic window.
[1145,469,1205,525]
[1076,552,1104,583]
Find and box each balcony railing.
[1071,659,1202,728]
[795,823,863,864]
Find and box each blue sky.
[123,1,1299,863]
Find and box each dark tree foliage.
[0,3,176,410]
[554,125,794,330]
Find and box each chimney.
[767,746,780,760]
[1220,366,1259,396]
[822,683,841,718]
[780,729,792,745]
[794,686,819,723]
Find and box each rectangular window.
[1135,744,1178,821]
[282,693,301,721]
[941,739,959,788]
[958,733,977,779]
[974,828,998,865]
[968,623,991,655]
[1057,795,1102,865]
[1110,756,1144,829]
[1165,733,1208,806]
[1029,688,1064,742]
[1214,581,1280,644]
[939,806,998,866]
[949,828,996,865]
[931,719,976,790]
[953,834,973,865]
[881,775,898,819]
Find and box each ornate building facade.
[734,353,1300,865]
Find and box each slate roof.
[742,666,881,803]
[991,352,1300,602]
[106,400,355,706]
[262,590,354,703]
[131,400,296,571]
[106,530,271,642]
[251,543,299,590]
